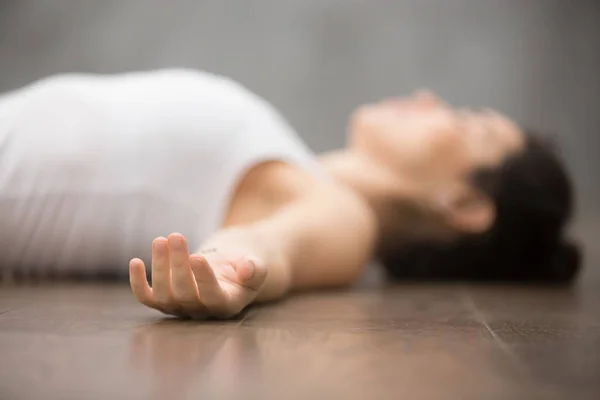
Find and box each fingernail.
[153,238,167,252]
[169,236,183,250]
[243,260,256,281]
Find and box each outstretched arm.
[129,177,377,319]
[234,182,378,302]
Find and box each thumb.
[234,257,267,291]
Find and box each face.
[349,91,526,236]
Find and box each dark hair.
[380,132,582,283]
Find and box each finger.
[189,254,228,310]
[150,237,173,308]
[129,258,158,309]
[233,257,268,292]
[168,233,204,311]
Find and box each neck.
[319,150,444,247]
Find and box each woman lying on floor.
[0,69,581,318]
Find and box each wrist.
[245,222,294,302]
[196,225,294,302]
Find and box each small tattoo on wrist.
[199,247,217,254]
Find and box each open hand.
[129,233,267,319]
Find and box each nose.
[412,90,442,108]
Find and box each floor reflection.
[129,319,259,400]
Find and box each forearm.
[198,186,378,302]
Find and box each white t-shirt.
[0,69,320,277]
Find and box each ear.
[438,185,496,234]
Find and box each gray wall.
[1,0,599,207]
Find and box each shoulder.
[274,160,379,240]
[226,159,376,232]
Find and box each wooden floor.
[1,277,599,400]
